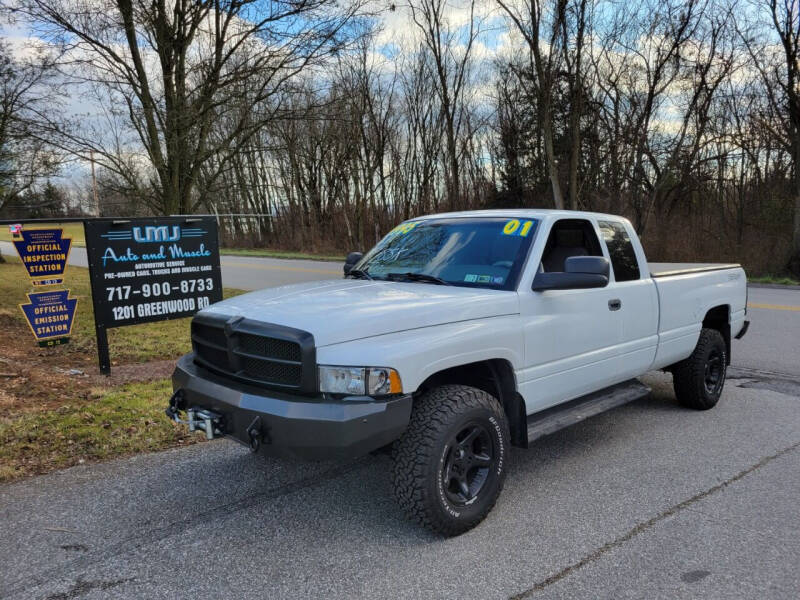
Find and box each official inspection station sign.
[19,289,78,346]
[84,217,222,329]
[12,228,73,286]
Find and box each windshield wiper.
[386,272,451,285]
[346,268,372,280]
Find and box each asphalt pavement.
[1,242,799,599]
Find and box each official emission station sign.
[13,227,78,346]
[84,218,222,331]
[19,289,78,347]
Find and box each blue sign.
[12,228,72,286]
[19,289,78,344]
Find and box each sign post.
[84,217,222,374]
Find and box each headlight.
[318,365,402,396]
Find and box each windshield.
[354,217,539,290]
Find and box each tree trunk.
[543,107,565,209]
[790,141,800,276]
[567,103,580,211]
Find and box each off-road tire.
[672,328,727,410]
[391,385,510,536]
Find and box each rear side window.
[598,220,640,282]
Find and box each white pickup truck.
[167,210,749,535]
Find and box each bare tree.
[409,0,480,211]
[4,0,799,276]
[560,0,591,210]
[9,0,370,215]
[0,39,62,213]
[498,0,569,209]
[739,0,800,274]
[397,45,445,216]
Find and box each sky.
[0,0,773,202]
[0,1,510,192]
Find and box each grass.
[0,378,200,481]
[0,255,245,482]
[0,222,86,247]
[748,274,799,286]
[220,247,345,261]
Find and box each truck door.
[518,218,623,413]
[597,219,659,379]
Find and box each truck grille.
[191,314,315,392]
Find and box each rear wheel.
[391,385,509,536]
[672,328,727,410]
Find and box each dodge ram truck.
[167,210,749,535]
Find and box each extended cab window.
[598,220,640,281]
[539,219,603,272]
[355,217,538,290]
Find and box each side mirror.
[343,251,363,276]
[532,256,610,291]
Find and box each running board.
[526,379,651,444]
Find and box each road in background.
[735,287,800,375]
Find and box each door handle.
[608,299,622,311]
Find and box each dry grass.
[0,379,202,482]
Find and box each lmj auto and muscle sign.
[84,218,222,330]
[6,216,222,372]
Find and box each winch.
[165,389,223,440]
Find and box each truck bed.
[649,262,741,278]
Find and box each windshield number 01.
[503,219,534,237]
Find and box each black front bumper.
[170,354,413,460]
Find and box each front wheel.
[391,385,509,536]
[672,328,727,410]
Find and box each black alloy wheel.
[703,348,724,397]
[442,422,496,506]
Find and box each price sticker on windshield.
[388,221,419,236]
[502,219,534,237]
